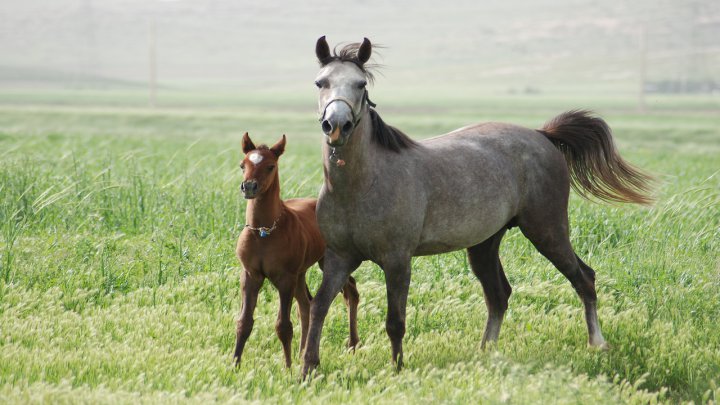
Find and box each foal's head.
[240,133,286,199]
[315,36,374,147]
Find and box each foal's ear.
[270,135,286,158]
[242,132,256,154]
[357,37,372,65]
[316,36,331,64]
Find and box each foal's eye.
[266,165,275,172]
[239,163,245,171]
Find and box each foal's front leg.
[234,270,264,367]
[381,255,412,371]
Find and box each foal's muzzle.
[240,180,258,199]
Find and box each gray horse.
[302,36,654,377]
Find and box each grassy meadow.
[0,90,718,403]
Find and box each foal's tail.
[538,110,655,205]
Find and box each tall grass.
[0,98,718,403]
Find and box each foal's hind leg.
[467,229,512,348]
[293,277,312,357]
[275,283,295,368]
[342,276,360,350]
[517,213,608,349]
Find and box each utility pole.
[148,18,157,108]
[638,23,647,112]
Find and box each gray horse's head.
[315,36,374,147]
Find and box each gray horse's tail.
[538,110,655,205]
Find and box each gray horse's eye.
[357,80,367,89]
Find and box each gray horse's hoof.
[589,341,611,351]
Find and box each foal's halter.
[244,216,280,238]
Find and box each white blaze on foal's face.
[248,152,263,165]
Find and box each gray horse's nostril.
[321,120,332,135]
[342,121,353,134]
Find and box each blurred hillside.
[1,0,718,101]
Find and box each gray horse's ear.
[316,36,331,64]
[270,134,286,158]
[242,132,256,154]
[357,37,371,65]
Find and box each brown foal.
[233,133,360,368]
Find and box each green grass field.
[0,91,718,403]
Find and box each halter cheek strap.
[318,90,377,127]
[319,90,377,168]
[318,97,361,127]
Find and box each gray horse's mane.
[320,42,416,153]
[319,43,380,84]
[368,108,418,153]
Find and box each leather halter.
[318,90,376,128]
[319,90,377,167]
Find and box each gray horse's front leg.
[301,249,360,379]
[380,255,412,370]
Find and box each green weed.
[0,95,718,403]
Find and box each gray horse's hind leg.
[576,256,608,348]
[467,229,511,348]
[517,215,608,349]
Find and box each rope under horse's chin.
[319,90,376,168]
[328,147,346,167]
